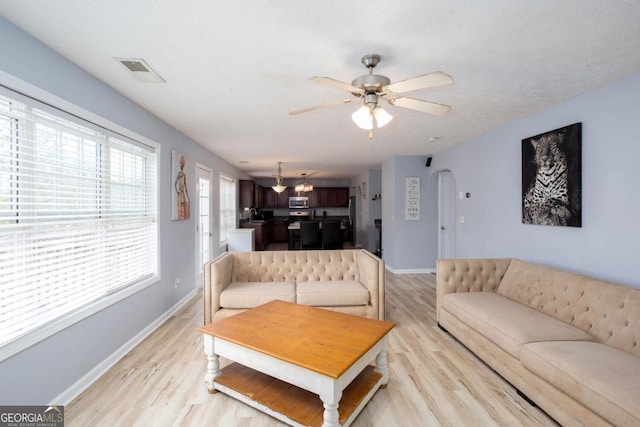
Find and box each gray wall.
[380,70,640,283]
[381,157,438,271]
[432,71,640,287]
[0,17,247,404]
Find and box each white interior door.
[438,171,456,259]
[196,164,213,288]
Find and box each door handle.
[440,226,445,230]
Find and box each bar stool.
[300,221,321,249]
[321,221,343,250]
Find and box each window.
[219,174,236,244]
[0,87,159,360]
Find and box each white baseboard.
[51,289,198,406]
[385,265,436,274]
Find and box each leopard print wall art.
[522,123,582,227]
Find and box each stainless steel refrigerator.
[348,196,356,245]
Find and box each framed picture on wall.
[171,151,191,220]
[522,122,582,227]
[405,177,420,220]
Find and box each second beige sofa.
[437,258,640,427]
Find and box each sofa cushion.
[297,281,369,307]
[441,292,591,358]
[219,282,295,309]
[521,341,640,427]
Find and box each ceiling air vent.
[115,58,165,83]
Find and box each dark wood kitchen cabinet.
[308,188,322,208]
[277,188,290,208]
[333,187,349,207]
[254,184,263,208]
[262,187,290,208]
[325,188,340,207]
[240,221,271,251]
[239,219,287,249]
[261,186,349,209]
[262,187,278,208]
[239,180,255,208]
[309,187,349,208]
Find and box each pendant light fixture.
[294,173,313,193]
[271,162,287,193]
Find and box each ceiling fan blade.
[385,71,454,94]
[387,96,452,116]
[310,76,365,95]
[289,98,354,115]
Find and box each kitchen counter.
[227,228,255,251]
[239,218,289,250]
[287,220,346,230]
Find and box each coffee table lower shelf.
[215,363,384,427]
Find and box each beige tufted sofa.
[204,249,385,323]
[437,258,640,427]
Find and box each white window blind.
[0,88,158,358]
[219,174,236,244]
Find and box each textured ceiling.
[1,1,639,179]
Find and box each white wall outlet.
[459,215,465,224]
[174,278,180,288]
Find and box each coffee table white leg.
[320,389,342,427]
[374,335,390,387]
[203,335,221,393]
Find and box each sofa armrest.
[203,252,234,324]
[436,258,512,323]
[357,249,386,320]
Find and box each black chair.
[300,221,321,249]
[321,221,343,250]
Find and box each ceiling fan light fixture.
[271,162,287,193]
[352,105,373,130]
[291,54,452,135]
[373,106,393,128]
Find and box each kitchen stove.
[288,210,309,220]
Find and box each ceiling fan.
[290,54,454,134]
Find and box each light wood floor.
[65,273,559,427]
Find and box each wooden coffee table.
[198,300,395,427]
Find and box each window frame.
[218,173,236,246]
[0,77,161,362]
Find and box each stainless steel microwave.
[289,196,309,209]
